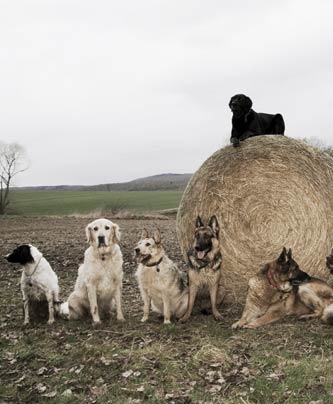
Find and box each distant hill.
[14,173,192,192]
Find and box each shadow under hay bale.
[177,136,333,302]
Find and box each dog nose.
[135,248,140,254]
[98,236,105,243]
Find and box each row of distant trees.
[0,138,332,215]
[0,142,27,215]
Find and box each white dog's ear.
[85,225,93,244]
[112,224,121,244]
[141,228,149,239]
[153,229,161,245]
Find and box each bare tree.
[0,142,28,214]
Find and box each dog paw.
[141,317,148,323]
[231,321,241,329]
[231,137,240,147]
[179,315,190,323]
[117,316,125,322]
[242,323,257,329]
[298,315,312,321]
[92,320,102,327]
[164,319,171,325]
[213,312,223,321]
[47,319,55,325]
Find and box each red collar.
[266,268,280,290]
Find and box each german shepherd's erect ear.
[208,215,219,237]
[195,216,204,229]
[153,229,161,245]
[287,248,293,260]
[277,247,287,263]
[326,248,333,274]
[141,228,149,239]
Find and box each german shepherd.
[179,215,225,323]
[232,248,333,329]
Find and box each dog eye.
[105,226,110,230]
[93,227,98,231]
[145,242,151,247]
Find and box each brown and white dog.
[61,218,124,325]
[135,229,188,324]
[179,215,225,323]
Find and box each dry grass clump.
[177,136,333,301]
[193,344,233,369]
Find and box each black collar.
[145,256,163,268]
[188,250,222,271]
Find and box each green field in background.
[8,190,183,215]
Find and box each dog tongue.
[197,251,206,260]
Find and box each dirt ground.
[1,217,333,404]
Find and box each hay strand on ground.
[177,136,333,301]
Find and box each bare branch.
[0,141,28,214]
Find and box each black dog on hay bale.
[229,94,285,147]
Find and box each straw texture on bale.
[177,136,333,301]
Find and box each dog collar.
[188,250,222,271]
[266,269,281,290]
[25,256,43,286]
[98,251,112,261]
[145,257,163,272]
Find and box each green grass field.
[8,190,183,216]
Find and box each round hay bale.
[177,136,333,302]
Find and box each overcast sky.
[1,0,333,186]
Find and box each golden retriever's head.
[134,228,163,265]
[85,218,121,250]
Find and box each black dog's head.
[5,245,34,265]
[229,94,252,118]
[192,215,220,261]
[326,248,333,274]
[276,247,310,285]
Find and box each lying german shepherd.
[232,248,333,329]
[180,215,225,323]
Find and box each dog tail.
[322,304,333,325]
[55,301,69,318]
